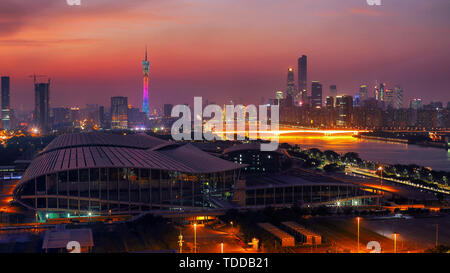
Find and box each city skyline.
[1,0,450,111]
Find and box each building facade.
[13,132,244,217]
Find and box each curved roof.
[42,132,166,154]
[19,132,245,184]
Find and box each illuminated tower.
[286,68,296,104]
[142,47,150,117]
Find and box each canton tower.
[142,47,150,117]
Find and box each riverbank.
[354,135,449,150]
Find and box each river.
[279,134,450,172]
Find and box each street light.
[356,217,361,253]
[378,166,383,207]
[178,233,184,253]
[230,221,234,234]
[220,242,224,254]
[393,233,399,253]
[193,223,197,253]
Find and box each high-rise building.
[410,98,423,110]
[335,95,353,127]
[286,68,296,102]
[297,55,307,104]
[311,81,322,108]
[394,86,403,109]
[384,88,394,108]
[142,47,150,117]
[353,94,361,107]
[379,83,385,101]
[99,106,105,129]
[111,96,128,129]
[1,76,11,130]
[34,79,50,133]
[359,85,368,101]
[329,85,337,98]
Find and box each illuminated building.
[1,76,11,130]
[223,143,292,174]
[410,98,422,110]
[286,68,296,103]
[234,173,379,208]
[13,132,244,216]
[335,95,353,127]
[384,88,394,108]
[142,47,150,117]
[34,78,51,133]
[111,96,128,129]
[297,55,307,104]
[311,81,322,108]
[394,86,403,109]
[275,91,283,106]
[359,85,368,101]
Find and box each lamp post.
[193,223,197,253]
[178,233,184,253]
[378,166,383,207]
[356,217,361,253]
[220,242,224,254]
[393,233,399,253]
[230,221,234,234]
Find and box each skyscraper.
[359,85,368,101]
[111,96,128,129]
[379,83,385,101]
[1,76,11,130]
[311,81,322,108]
[297,55,307,104]
[329,85,337,98]
[286,68,296,103]
[142,47,150,117]
[394,86,403,109]
[34,79,50,133]
[335,95,353,127]
[410,98,422,110]
[384,88,394,108]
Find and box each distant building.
[98,106,105,129]
[359,85,368,101]
[353,94,361,107]
[1,76,11,130]
[410,98,423,110]
[286,68,296,104]
[128,107,146,128]
[51,107,71,129]
[335,95,353,127]
[329,85,337,98]
[34,79,51,133]
[111,96,128,129]
[394,86,403,109]
[311,81,322,108]
[384,88,394,108]
[297,55,307,104]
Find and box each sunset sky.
[1,0,450,111]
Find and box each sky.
[1,0,450,111]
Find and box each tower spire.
[145,46,148,61]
